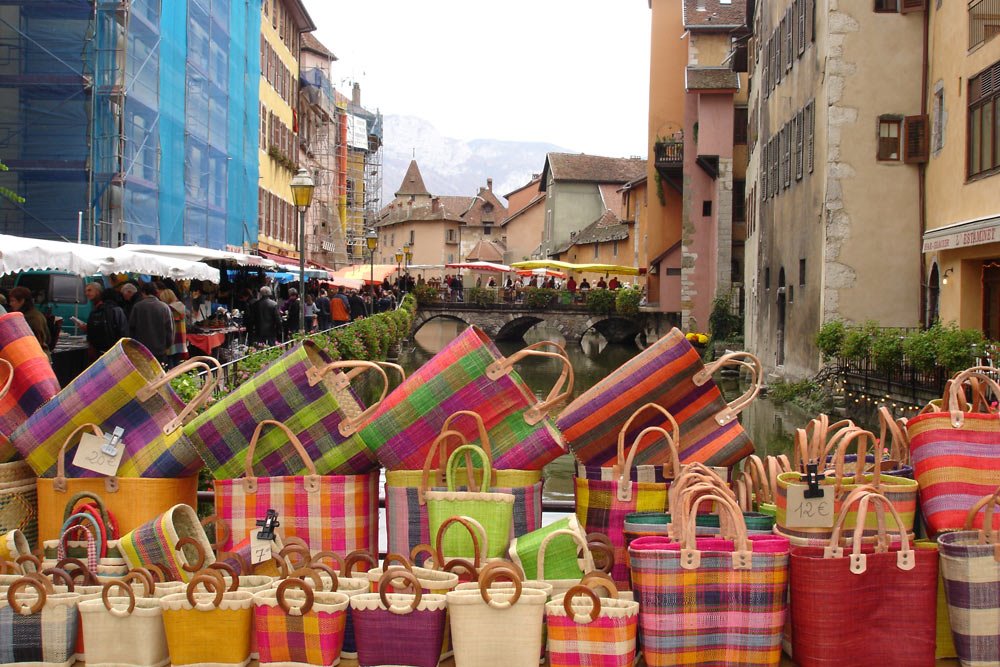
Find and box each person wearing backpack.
[82,284,129,360]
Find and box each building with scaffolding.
[0,0,261,248]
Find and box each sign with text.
[249,531,273,565]
[923,218,1000,253]
[72,432,123,476]
[784,485,835,528]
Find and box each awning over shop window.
[923,214,1000,253]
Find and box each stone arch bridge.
[413,303,674,344]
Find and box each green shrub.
[708,295,742,341]
[903,324,940,373]
[615,287,641,316]
[768,378,823,406]
[815,320,847,360]
[585,289,615,314]
[412,283,439,306]
[467,286,497,307]
[936,324,986,372]
[871,328,906,371]
[523,288,557,309]
[840,321,878,360]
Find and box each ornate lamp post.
[289,168,315,333]
[403,242,413,292]
[365,227,378,284]
[394,248,403,284]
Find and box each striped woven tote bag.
[906,366,1000,537]
[185,341,391,478]
[384,411,542,557]
[11,339,218,478]
[558,328,761,468]
[214,420,378,556]
[937,486,1000,667]
[118,503,216,583]
[0,312,60,463]
[358,329,573,471]
[0,578,81,666]
[629,494,790,667]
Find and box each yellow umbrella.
[510,260,640,276]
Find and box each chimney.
[487,178,493,192]
[352,82,361,106]
[431,196,440,213]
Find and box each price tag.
[249,531,273,565]
[785,484,835,528]
[72,432,124,476]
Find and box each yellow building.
[257,0,315,262]
[921,3,1000,338]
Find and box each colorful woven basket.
[508,515,592,582]
[12,341,218,479]
[384,411,542,556]
[629,494,790,667]
[253,578,349,667]
[185,342,389,478]
[0,461,36,548]
[78,580,169,667]
[558,328,761,467]
[546,582,639,667]
[159,574,254,667]
[359,329,572,471]
[119,504,215,583]
[0,578,81,667]
[0,313,61,463]
[214,420,378,555]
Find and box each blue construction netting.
[0,0,260,249]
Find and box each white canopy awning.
[0,235,219,281]
[119,243,276,269]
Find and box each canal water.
[398,318,817,503]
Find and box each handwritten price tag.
[249,531,273,565]
[785,484,835,528]
[72,433,123,476]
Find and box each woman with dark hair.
[8,286,50,360]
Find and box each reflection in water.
[399,319,812,502]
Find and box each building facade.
[745,0,925,377]
[921,2,1000,338]
[257,0,314,262]
[0,0,260,248]
[500,176,545,265]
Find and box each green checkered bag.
[508,515,594,583]
[426,444,514,559]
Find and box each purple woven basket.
[350,594,447,667]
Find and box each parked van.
[2,271,94,333]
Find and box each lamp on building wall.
[290,168,315,333]
[942,268,954,285]
[404,241,413,270]
[394,248,404,280]
[366,228,378,288]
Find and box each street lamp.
[394,248,403,284]
[403,242,413,293]
[289,167,315,333]
[365,228,378,288]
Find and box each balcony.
[970,0,1000,50]
[654,139,684,194]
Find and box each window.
[783,123,792,188]
[593,243,599,259]
[409,230,415,245]
[933,87,945,153]
[483,224,492,236]
[799,258,806,285]
[970,0,1000,50]
[878,116,902,161]
[765,267,771,290]
[703,200,713,216]
[797,0,806,55]
[613,240,619,257]
[807,101,815,173]
[775,22,783,85]
[733,42,748,73]
[734,107,748,144]
[968,62,1000,178]
[874,0,898,12]
[733,180,746,222]
[796,109,804,180]
[785,6,793,71]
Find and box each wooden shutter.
[786,7,793,71]
[806,0,815,44]
[904,114,929,163]
[798,0,806,55]
[900,0,926,13]
[796,110,804,180]
[762,141,769,197]
[807,102,815,173]
[776,21,783,84]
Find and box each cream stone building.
[745,0,926,377]
[921,2,1000,338]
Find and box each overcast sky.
[303,0,652,158]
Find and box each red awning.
[258,250,300,267]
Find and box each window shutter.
[776,22,783,84]
[786,7,793,71]
[807,102,815,173]
[904,114,929,163]
[762,141,768,197]
[806,0,815,44]
[798,0,806,55]
[796,110,804,180]
[900,0,926,13]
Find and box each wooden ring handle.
[563,584,601,622]
[102,580,136,615]
[7,577,46,615]
[123,569,155,598]
[343,550,376,576]
[186,573,224,609]
[310,551,343,573]
[175,537,206,573]
[279,544,313,569]
[215,551,250,577]
[199,515,231,554]
[276,577,315,616]
[40,567,74,592]
[479,565,522,609]
[382,553,413,571]
[309,563,340,591]
[15,554,40,574]
[288,567,324,590]
[207,562,240,591]
[377,568,422,614]
[409,544,436,568]
[147,563,172,582]
[55,558,98,586]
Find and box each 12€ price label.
[72,432,124,476]
[249,531,274,565]
[784,485,835,528]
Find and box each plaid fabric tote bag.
[906,366,1000,536]
[629,494,790,667]
[12,340,219,478]
[118,503,215,583]
[185,341,390,478]
[384,410,542,557]
[937,486,1000,667]
[558,328,761,467]
[575,406,680,586]
[214,420,378,555]
[0,313,61,463]
[0,577,81,666]
[359,329,573,471]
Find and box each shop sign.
[923,217,1000,253]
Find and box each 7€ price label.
[72,432,124,477]
[784,484,835,528]
[249,531,274,565]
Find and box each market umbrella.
[444,261,511,273]
[331,263,399,284]
[510,260,640,276]
[515,268,566,279]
